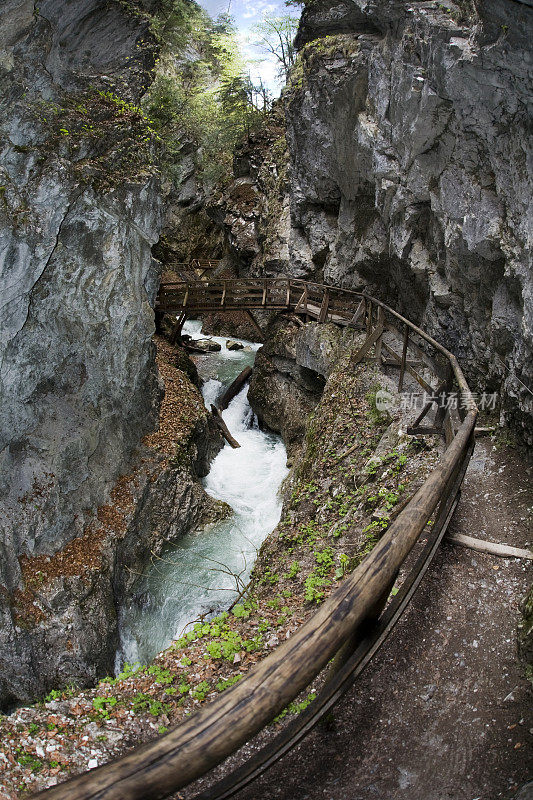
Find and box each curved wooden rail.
[37,279,478,800]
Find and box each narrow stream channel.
[117,321,288,668]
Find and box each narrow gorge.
[0,1,531,799]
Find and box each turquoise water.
[117,322,287,668]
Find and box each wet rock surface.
[226,340,244,351]
[0,331,222,708]
[0,0,165,708]
[206,107,292,278]
[213,0,532,447]
[249,320,328,451]
[0,0,218,708]
[248,318,366,452]
[194,339,223,352]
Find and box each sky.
[198,0,301,95]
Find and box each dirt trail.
[234,439,532,800]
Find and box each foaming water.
[117,322,287,668]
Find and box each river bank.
[0,319,443,797]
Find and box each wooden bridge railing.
[38,278,477,800]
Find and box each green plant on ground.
[92,696,118,718]
[273,691,317,723]
[283,560,300,579]
[335,553,350,580]
[304,572,329,603]
[216,674,243,692]
[191,680,211,701]
[15,749,43,772]
[146,665,173,685]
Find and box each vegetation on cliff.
[139,0,276,186]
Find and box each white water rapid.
[117,321,288,668]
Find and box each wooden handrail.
[157,278,475,403]
[36,277,478,800]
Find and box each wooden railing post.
[398,324,409,392]
[366,299,373,336]
[324,573,396,685]
[375,307,385,364]
[318,288,330,323]
[294,287,308,316]
[434,363,454,432]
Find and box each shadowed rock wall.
[213,0,532,443]
[284,0,532,442]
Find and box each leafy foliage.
[142,2,271,186]
[252,14,299,83]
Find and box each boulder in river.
[226,340,244,351]
[195,339,222,352]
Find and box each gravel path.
[230,438,532,800]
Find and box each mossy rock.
[201,499,233,525]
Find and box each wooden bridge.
[158,276,361,318]
[157,277,464,437]
[165,258,222,282]
[39,277,478,800]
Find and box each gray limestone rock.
[283,1,532,443]
[0,0,168,707]
[226,340,244,351]
[211,1,532,445]
[195,338,222,352]
[248,320,360,452]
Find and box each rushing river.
[117,321,288,668]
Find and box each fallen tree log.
[447,533,533,559]
[218,367,253,411]
[210,405,241,448]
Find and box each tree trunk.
[210,405,241,448]
[218,367,253,411]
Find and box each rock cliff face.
[248,318,362,452]
[218,0,533,443]
[0,0,207,707]
[207,109,292,277]
[287,0,532,442]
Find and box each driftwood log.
[210,405,240,448]
[217,367,252,411]
[448,533,533,559]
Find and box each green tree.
[252,14,299,83]
[142,5,265,186]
